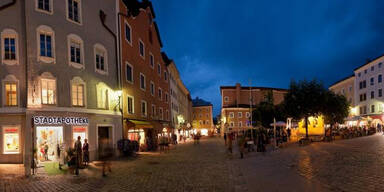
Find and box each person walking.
[74,136,82,175]
[83,139,89,167]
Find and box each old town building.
[0,0,122,175]
[192,97,214,136]
[220,83,287,135]
[165,53,193,140]
[329,75,356,121]
[118,0,171,150]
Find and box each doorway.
[98,126,112,159]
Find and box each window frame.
[1,29,19,65]
[159,107,163,120]
[140,73,146,91]
[124,21,132,45]
[2,125,21,154]
[158,87,162,101]
[2,75,19,107]
[35,0,53,14]
[229,112,234,118]
[67,34,85,69]
[70,77,86,107]
[127,95,134,114]
[94,43,108,75]
[37,25,55,64]
[40,78,57,105]
[125,62,133,84]
[139,39,145,59]
[66,0,82,25]
[96,84,109,109]
[149,53,154,69]
[150,81,155,96]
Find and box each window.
[380,63,383,68]
[36,0,52,13]
[67,0,81,24]
[126,62,133,83]
[157,63,161,76]
[365,69,367,74]
[371,66,374,71]
[140,73,146,90]
[230,122,234,127]
[370,77,374,86]
[379,89,382,97]
[150,81,155,96]
[164,71,168,81]
[125,22,132,44]
[224,96,229,102]
[67,34,84,68]
[3,126,19,154]
[151,104,156,117]
[1,29,19,65]
[371,91,374,99]
[71,84,84,107]
[246,112,250,118]
[379,75,382,83]
[371,105,375,113]
[94,44,108,74]
[206,120,210,125]
[159,107,163,120]
[141,100,147,117]
[229,112,234,118]
[364,93,367,101]
[358,72,361,77]
[239,121,242,127]
[4,82,17,106]
[41,79,56,105]
[165,92,169,102]
[149,53,154,68]
[363,80,366,88]
[97,85,108,109]
[127,95,134,114]
[359,82,363,89]
[238,112,242,118]
[139,40,145,58]
[37,26,55,63]
[158,88,162,100]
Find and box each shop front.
[0,114,24,164]
[125,119,155,151]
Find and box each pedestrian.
[287,128,291,141]
[100,139,112,177]
[224,133,227,146]
[228,133,233,153]
[44,142,49,161]
[74,136,82,175]
[238,135,246,159]
[83,139,89,167]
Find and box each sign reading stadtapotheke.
[33,116,89,125]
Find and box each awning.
[127,120,153,129]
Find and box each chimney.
[236,83,241,106]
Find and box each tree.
[323,91,350,128]
[283,79,327,138]
[252,91,286,128]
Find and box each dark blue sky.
[152,0,384,116]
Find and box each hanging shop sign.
[33,116,89,125]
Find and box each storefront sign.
[33,116,89,125]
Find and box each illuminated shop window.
[72,126,87,145]
[3,126,19,154]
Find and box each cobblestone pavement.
[2,135,384,192]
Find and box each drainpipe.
[0,0,16,11]
[99,10,124,140]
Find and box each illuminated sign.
[33,116,89,125]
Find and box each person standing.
[74,136,82,175]
[83,139,89,167]
[44,142,49,161]
[287,128,291,141]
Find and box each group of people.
[192,132,201,145]
[327,125,377,140]
[70,136,90,175]
[223,127,293,158]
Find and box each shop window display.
[36,126,63,162]
[72,126,87,145]
[3,126,19,154]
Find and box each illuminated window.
[94,44,108,74]
[72,84,84,106]
[141,100,147,117]
[127,95,134,114]
[3,126,19,154]
[4,82,17,106]
[97,86,108,109]
[67,0,81,24]
[41,79,56,104]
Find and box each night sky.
[152,0,384,116]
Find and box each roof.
[192,97,213,107]
[161,52,173,66]
[329,74,354,88]
[220,86,288,92]
[354,53,384,71]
